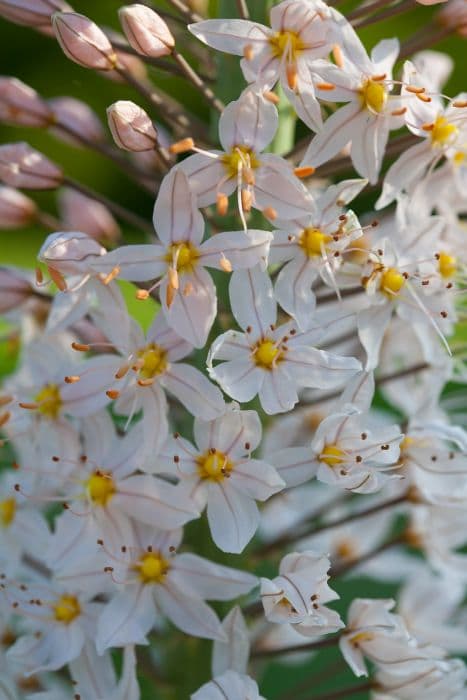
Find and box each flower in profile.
[0,142,63,189]
[119,4,175,58]
[107,100,158,152]
[52,12,118,71]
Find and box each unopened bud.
[38,231,105,276]
[436,0,467,33]
[0,186,37,228]
[107,101,157,152]
[0,267,33,312]
[0,142,63,189]
[59,189,120,244]
[52,12,118,71]
[48,97,104,145]
[0,0,72,28]
[119,4,175,58]
[0,77,53,128]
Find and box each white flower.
[208,266,361,415]
[260,550,343,636]
[95,523,258,651]
[191,670,265,700]
[156,403,284,553]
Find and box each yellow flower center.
[0,498,16,528]
[222,146,260,180]
[86,472,116,507]
[165,241,199,275]
[431,116,458,147]
[299,228,332,258]
[350,630,375,646]
[254,339,282,369]
[320,444,345,466]
[197,449,233,481]
[269,30,306,60]
[135,551,170,584]
[380,267,405,297]
[438,252,457,278]
[34,384,62,420]
[137,344,168,380]
[453,151,465,166]
[359,79,387,114]
[53,595,81,625]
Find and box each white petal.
[156,583,226,641]
[268,447,317,487]
[163,362,224,420]
[199,229,271,271]
[209,358,264,403]
[178,153,230,208]
[258,366,298,415]
[212,606,250,676]
[275,257,317,330]
[301,102,362,169]
[285,346,361,389]
[89,244,166,281]
[194,405,262,456]
[61,354,120,417]
[96,586,155,653]
[189,19,269,56]
[357,304,393,370]
[171,553,258,600]
[229,266,276,336]
[207,481,260,553]
[375,142,433,209]
[153,168,204,246]
[116,475,199,529]
[229,458,285,500]
[350,114,388,184]
[219,87,278,153]
[161,268,216,348]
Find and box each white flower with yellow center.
[90,167,272,348]
[301,37,404,184]
[95,523,257,652]
[270,178,367,329]
[6,579,100,676]
[43,413,199,576]
[189,0,336,132]
[156,403,285,553]
[377,60,467,209]
[269,372,402,492]
[208,266,361,415]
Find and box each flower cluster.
[0,0,466,698]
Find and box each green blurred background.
[0,1,465,698]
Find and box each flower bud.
[0,186,37,228]
[436,0,467,34]
[107,100,158,152]
[0,143,63,190]
[0,267,34,312]
[48,96,104,145]
[0,0,72,28]
[119,4,175,58]
[38,231,106,276]
[0,77,53,128]
[52,12,118,70]
[59,188,120,244]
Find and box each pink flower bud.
[436,0,467,33]
[416,0,447,4]
[38,231,106,276]
[59,188,120,244]
[48,96,104,145]
[0,267,34,312]
[0,0,72,28]
[107,100,158,152]
[0,77,53,128]
[0,143,63,190]
[119,4,175,58]
[0,186,37,228]
[52,12,118,70]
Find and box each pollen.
[359,79,387,114]
[197,449,233,481]
[380,267,405,297]
[438,252,457,278]
[0,498,16,527]
[137,344,168,379]
[135,551,169,584]
[53,595,81,625]
[320,444,345,466]
[166,241,199,274]
[254,339,282,369]
[222,146,260,180]
[34,384,62,420]
[86,472,116,507]
[269,30,305,61]
[299,228,332,257]
[430,116,458,147]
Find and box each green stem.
[270,84,297,156]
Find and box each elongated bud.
[0,142,63,189]
[52,12,118,70]
[0,0,72,28]
[107,101,158,152]
[48,97,104,145]
[0,77,53,128]
[0,267,34,312]
[0,186,37,228]
[59,189,120,244]
[38,231,106,276]
[119,4,175,57]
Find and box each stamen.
[294,166,315,178]
[333,44,344,67]
[216,192,228,216]
[169,137,195,154]
[219,254,232,273]
[64,376,80,384]
[316,82,336,91]
[243,44,253,61]
[47,266,67,291]
[263,90,280,104]
[71,342,90,352]
[102,266,120,285]
[106,390,120,399]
